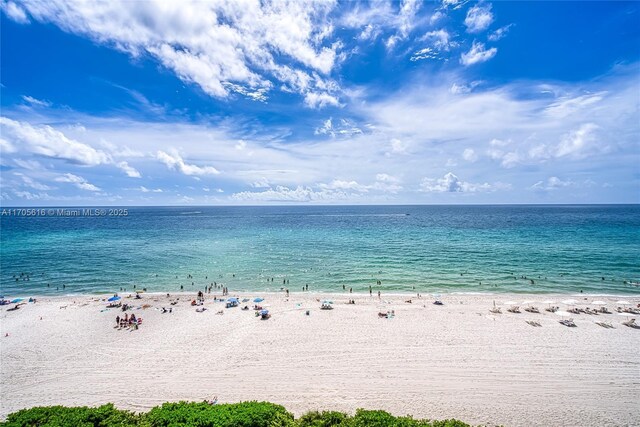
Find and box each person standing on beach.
[378,291,381,299]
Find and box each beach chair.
[507,306,521,313]
[559,319,577,327]
[622,318,639,329]
[524,306,540,314]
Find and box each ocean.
[1,205,639,296]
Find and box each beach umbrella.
[561,299,578,305]
[10,298,24,303]
[591,300,607,305]
[554,310,573,317]
[503,301,518,305]
[542,300,555,305]
[260,309,269,316]
[521,300,535,305]
[108,296,121,302]
[253,297,264,303]
[322,300,333,304]
[227,297,239,302]
[241,298,249,302]
[616,300,631,305]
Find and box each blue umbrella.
[108,296,121,302]
[227,297,239,302]
[260,309,269,315]
[10,298,24,303]
[253,297,264,303]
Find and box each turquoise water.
[1,205,639,296]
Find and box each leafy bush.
[296,410,349,427]
[142,401,294,427]
[1,402,470,427]
[2,403,137,427]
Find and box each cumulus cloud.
[157,150,220,176]
[55,173,101,191]
[420,172,498,193]
[116,161,141,178]
[464,3,493,33]
[139,186,163,193]
[0,117,110,165]
[411,29,458,61]
[460,41,497,66]
[462,148,477,162]
[231,185,351,203]
[7,0,342,106]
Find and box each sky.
[0,0,639,206]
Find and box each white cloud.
[1,1,29,23]
[420,29,455,51]
[488,24,513,42]
[0,137,17,153]
[462,148,477,162]
[13,172,54,191]
[420,172,495,193]
[449,81,481,94]
[464,3,493,33]
[544,92,606,119]
[231,185,351,203]
[410,47,441,61]
[314,117,362,137]
[318,179,368,192]
[555,123,602,158]
[139,186,163,193]
[12,159,42,170]
[55,173,101,192]
[157,150,220,176]
[9,0,342,106]
[0,117,110,165]
[531,177,571,190]
[21,95,52,107]
[304,92,341,109]
[411,29,458,61]
[389,138,408,154]
[116,161,141,178]
[460,41,497,66]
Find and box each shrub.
[1,402,471,427]
[2,403,137,427]
[296,410,349,427]
[141,401,294,427]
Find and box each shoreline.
[2,291,639,426]
[4,289,640,300]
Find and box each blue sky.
[0,0,638,205]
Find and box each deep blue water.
[1,205,639,296]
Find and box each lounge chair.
[595,321,614,329]
[489,307,502,314]
[545,306,559,313]
[507,306,521,313]
[526,320,541,327]
[524,306,540,313]
[559,319,577,327]
[433,300,444,306]
[622,318,639,329]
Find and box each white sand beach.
[1,292,639,426]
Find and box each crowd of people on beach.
[115,313,142,330]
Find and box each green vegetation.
[2,402,471,427]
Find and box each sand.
[1,291,639,426]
